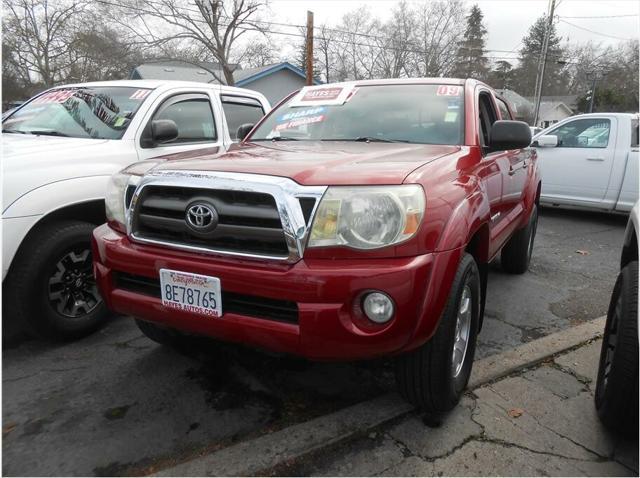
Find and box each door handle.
[586,157,605,161]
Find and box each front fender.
[2,176,110,278]
[3,175,110,218]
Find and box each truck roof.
[303,78,479,89]
[46,79,267,98]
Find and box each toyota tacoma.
[92,79,539,412]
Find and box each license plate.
[159,269,222,317]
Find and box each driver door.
[537,116,617,206]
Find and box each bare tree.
[100,0,268,85]
[3,0,89,86]
[374,0,416,78]
[411,0,466,77]
[315,24,335,83]
[237,38,277,68]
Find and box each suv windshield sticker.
[290,84,357,107]
[437,85,462,96]
[277,106,325,122]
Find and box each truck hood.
[153,141,460,185]
[2,133,135,214]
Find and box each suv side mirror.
[236,123,255,141]
[151,119,179,144]
[489,120,532,151]
[536,134,558,147]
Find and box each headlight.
[105,160,160,232]
[308,185,425,249]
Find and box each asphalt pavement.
[2,206,629,476]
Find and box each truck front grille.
[131,185,290,257]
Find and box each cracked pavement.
[2,207,629,476]
[276,339,639,477]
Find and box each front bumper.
[93,224,462,360]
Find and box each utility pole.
[533,0,556,127]
[586,71,606,113]
[305,10,314,86]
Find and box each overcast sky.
[266,0,639,62]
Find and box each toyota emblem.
[185,203,218,232]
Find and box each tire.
[501,204,538,274]
[395,253,481,413]
[135,319,184,347]
[595,260,638,438]
[3,220,108,341]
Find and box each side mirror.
[489,120,532,151]
[536,134,558,148]
[236,123,255,141]
[151,119,179,144]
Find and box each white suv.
[2,80,270,340]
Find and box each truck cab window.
[478,92,498,149]
[551,118,611,148]
[496,98,513,120]
[631,118,638,148]
[220,96,265,141]
[143,93,217,147]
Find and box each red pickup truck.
[93,79,539,413]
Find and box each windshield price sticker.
[290,84,357,107]
[437,85,462,96]
[32,90,75,105]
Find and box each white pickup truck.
[2,80,270,340]
[533,113,638,213]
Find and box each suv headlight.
[308,185,425,250]
[105,160,161,233]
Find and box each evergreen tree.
[513,15,567,96]
[487,60,514,89]
[452,4,489,80]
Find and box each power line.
[559,18,634,41]
[559,14,638,19]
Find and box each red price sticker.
[130,89,151,100]
[302,87,343,102]
[437,85,462,96]
[32,90,75,104]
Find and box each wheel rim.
[47,248,102,318]
[452,285,472,378]
[600,294,620,394]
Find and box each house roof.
[538,101,573,117]
[234,62,321,86]
[131,60,320,86]
[525,95,579,111]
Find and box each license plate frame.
[159,268,222,317]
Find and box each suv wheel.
[395,253,481,413]
[595,260,638,438]
[501,204,538,274]
[3,220,108,340]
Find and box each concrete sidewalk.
[279,339,639,476]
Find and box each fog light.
[362,292,395,324]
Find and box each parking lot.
[2,207,629,476]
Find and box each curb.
[155,317,605,477]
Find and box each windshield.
[249,84,464,145]
[2,86,151,140]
